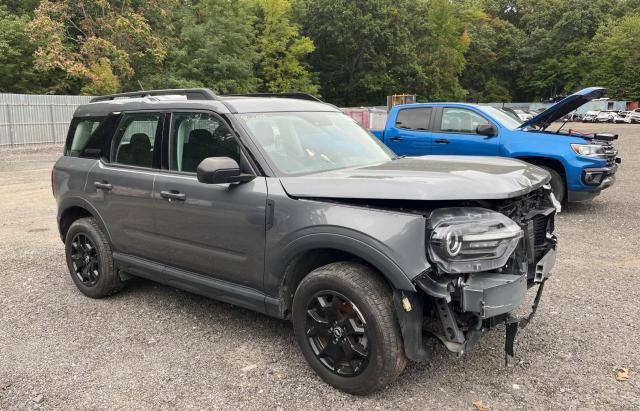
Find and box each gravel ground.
[0,123,638,410]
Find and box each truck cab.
[371,87,621,203]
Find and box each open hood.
[279,156,550,201]
[518,87,606,130]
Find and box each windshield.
[477,106,522,129]
[238,112,396,175]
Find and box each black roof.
[76,88,337,117]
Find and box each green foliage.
[29,0,172,95]
[301,0,470,106]
[1,0,638,103]
[586,14,640,100]
[0,6,62,93]
[417,0,469,101]
[165,0,259,94]
[255,0,318,94]
[459,5,523,102]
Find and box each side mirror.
[476,124,497,137]
[196,157,254,184]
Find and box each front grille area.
[496,187,555,264]
[532,213,552,259]
[599,142,617,167]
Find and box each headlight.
[427,208,523,274]
[571,144,605,157]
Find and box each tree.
[0,6,64,93]
[164,0,260,93]
[585,14,640,100]
[29,0,172,94]
[416,0,469,101]
[459,4,523,102]
[302,0,469,106]
[510,0,613,100]
[254,0,318,94]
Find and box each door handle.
[94,181,113,191]
[160,190,186,201]
[435,139,450,144]
[389,136,403,142]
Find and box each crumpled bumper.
[460,244,556,319]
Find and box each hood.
[519,87,606,130]
[279,156,551,201]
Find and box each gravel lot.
[1,123,638,410]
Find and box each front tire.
[292,262,406,395]
[65,217,124,298]
[540,166,566,204]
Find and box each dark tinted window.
[395,108,431,130]
[170,113,240,173]
[111,113,162,168]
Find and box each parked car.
[500,108,523,122]
[513,109,534,121]
[502,108,533,122]
[628,108,640,123]
[582,110,600,122]
[371,87,620,203]
[560,112,582,122]
[54,89,559,395]
[613,111,632,123]
[596,110,617,123]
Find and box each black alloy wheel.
[70,233,100,286]
[305,291,369,377]
[292,262,407,395]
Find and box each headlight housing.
[571,143,605,157]
[427,208,523,274]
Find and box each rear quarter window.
[64,115,122,158]
[64,117,105,157]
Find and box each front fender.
[263,181,430,297]
[273,229,418,292]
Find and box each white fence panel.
[0,93,92,146]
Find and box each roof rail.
[90,88,217,103]
[223,92,322,102]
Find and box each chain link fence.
[0,93,92,146]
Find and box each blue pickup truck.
[371,87,620,203]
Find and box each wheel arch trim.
[57,196,112,244]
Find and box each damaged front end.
[395,186,557,363]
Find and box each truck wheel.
[540,166,565,204]
[65,217,124,298]
[292,262,406,395]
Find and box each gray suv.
[53,89,558,394]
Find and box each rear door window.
[395,108,432,130]
[111,113,162,168]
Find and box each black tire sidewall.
[65,218,118,298]
[292,266,398,394]
[541,166,565,204]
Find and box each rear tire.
[292,262,406,395]
[65,217,124,298]
[540,166,565,204]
